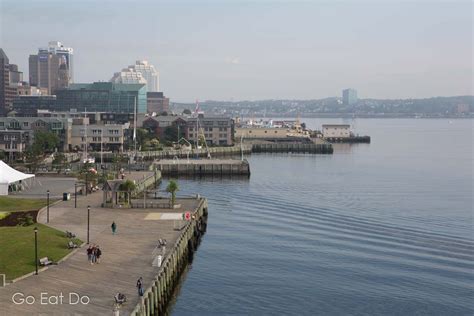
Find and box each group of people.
[86,244,102,264]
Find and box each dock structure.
[0,171,208,316]
[155,159,251,176]
[324,136,371,143]
[251,142,333,154]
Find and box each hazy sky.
[1,0,472,102]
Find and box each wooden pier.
[0,171,208,316]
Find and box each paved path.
[0,173,200,316]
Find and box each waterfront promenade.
[0,172,204,315]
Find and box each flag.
[194,99,200,115]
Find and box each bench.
[39,257,53,266]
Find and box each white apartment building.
[71,122,130,152]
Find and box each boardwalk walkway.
[0,172,201,316]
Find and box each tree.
[52,153,67,173]
[160,111,168,116]
[164,126,179,143]
[32,131,60,154]
[25,131,61,172]
[112,154,128,173]
[166,180,179,208]
[136,128,149,150]
[149,138,161,151]
[78,162,99,193]
[182,109,192,115]
[119,179,136,205]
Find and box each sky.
[0,0,472,102]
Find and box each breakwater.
[130,198,208,316]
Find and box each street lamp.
[87,205,90,244]
[85,172,88,196]
[46,190,50,223]
[34,227,38,275]
[74,183,77,208]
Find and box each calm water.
[168,119,473,316]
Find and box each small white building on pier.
[322,124,351,138]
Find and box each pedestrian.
[86,245,93,264]
[96,246,102,264]
[111,221,117,235]
[136,277,144,296]
[91,244,97,264]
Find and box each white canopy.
[0,160,35,195]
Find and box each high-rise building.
[0,49,19,114]
[342,88,358,105]
[55,82,147,113]
[110,68,148,86]
[111,60,159,92]
[29,41,74,94]
[48,41,74,82]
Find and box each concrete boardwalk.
[0,172,201,316]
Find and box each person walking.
[136,277,144,296]
[86,245,93,265]
[91,244,97,264]
[96,246,102,264]
[111,221,117,235]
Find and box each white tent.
[0,160,35,195]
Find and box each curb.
[35,199,63,223]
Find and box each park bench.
[39,257,53,266]
[67,240,78,249]
[114,293,127,304]
[158,239,167,247]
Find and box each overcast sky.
[1,0,472,102]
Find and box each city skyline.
[1,0,472,102]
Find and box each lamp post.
[46,190,50,223]
[74,183,77,208]
[87,205,90,244]
[34,227,38,275]
[85,172,88,196]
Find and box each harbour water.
[166,119,473,315]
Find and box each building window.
[23,122,29,127]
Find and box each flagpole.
[133,96,137,164]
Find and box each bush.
[17,214,34,227]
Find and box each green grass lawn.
[0,196,48,212]
[0,224,82,280]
